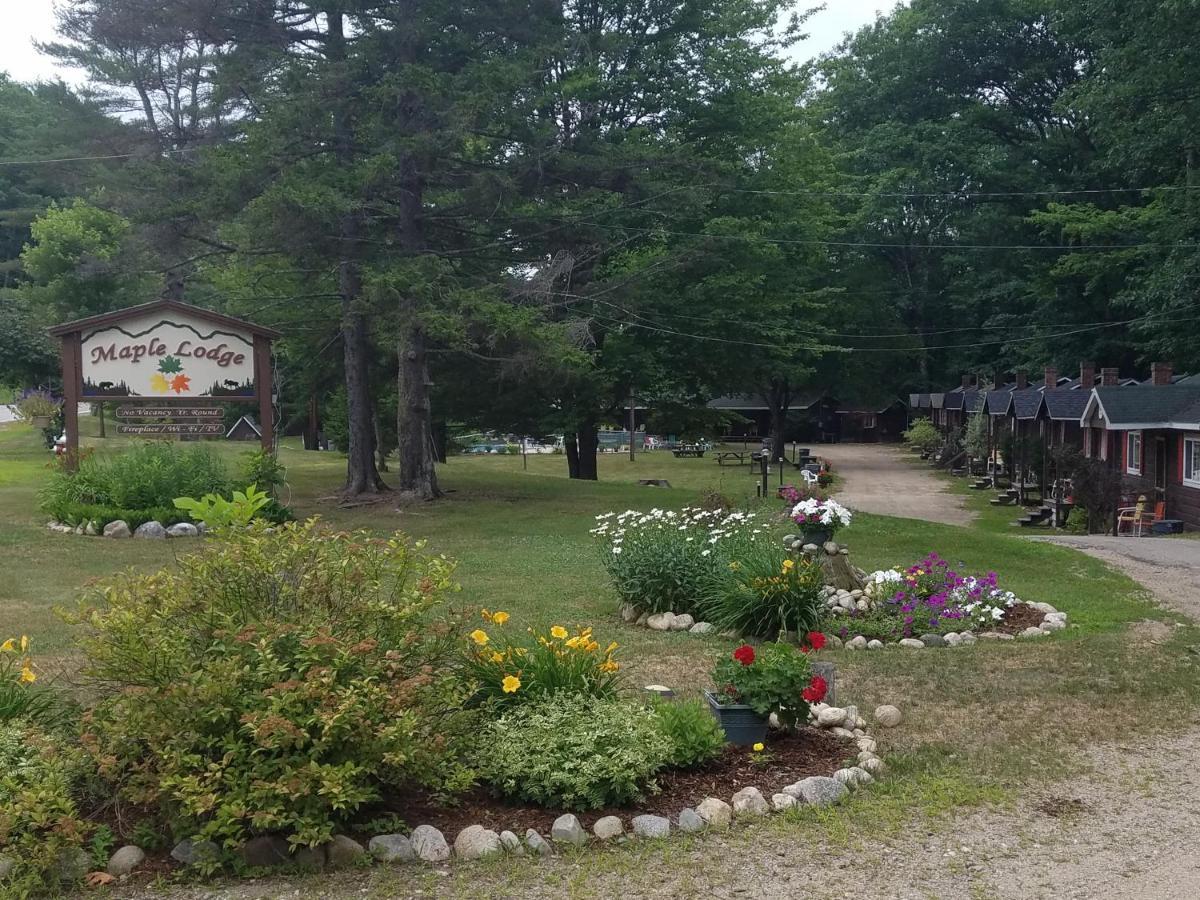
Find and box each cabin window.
[1185,438,1200,488]
[862,414,877,429]
[1126,431,1142,475]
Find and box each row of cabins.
[706,392,909,444]
[912,363,1200,529]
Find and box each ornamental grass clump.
[68,520,474,851]
[650,697,725,769]
[592,507,767,615]
[473,694,671,810]
[701,541,826,639]
[462,612,622,707]
[710,640,827,728]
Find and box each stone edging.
[46,519,202,539]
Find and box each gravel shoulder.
[819,443,974,527]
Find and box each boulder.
[898,638,925,649]
[695,797,733,828]
[167,522,200,538]
[170,838,220,867]
[55,848,91,883]
[867,639,884,650]
[133,520,167,539]
[944,632,962,646]
[731,786,770,817]
[689,621,716,635]
[84,521,99,536]
[107,845,145,877]
[636,612,650,626]
[242,836,291,868]
[368,834,414,863]
[499,831,524,855]
[291,845,325,871]
[453,825,502,860]
[592,816,624,840]
[524,830,554,857]
[847,766,873,786]
[856,737,877,753]
[670,613,695,631]
[918,633,946,647]
[833,768,856,787]
[410,825,451,862]
[959,631,977,645]
[817,706,847,727]
[631,814,671,838]
[874,705,902,728]
[823,541,840,555]
[646,612,676,631]
[862,757,887,776]
[846,635,868,650]
[789,776,847,806]
[771,792,798,812]
[103,520,132,538]
[1020,626,1048,638]
[979,631,1014,641]
[677,808,706,833]
[1041,617,1067,631]
[325,834,365,868]
[550,813,588,845]
[1029,601,1058,614]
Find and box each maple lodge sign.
[51,300,281,462]
[80,311,256,399]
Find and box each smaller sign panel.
[115,405,225,420]
[116,423,226,436]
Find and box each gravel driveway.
[819,443,974,527]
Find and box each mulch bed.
[991,602,1048,635]
[376,726,852,838]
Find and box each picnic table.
[672,447,705,458]
[715,451,752,466]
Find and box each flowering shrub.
[710,641,825,727]
[790,498,852,538]
[463,612,621,707]
[0,721,93,896]
[850,553,1023,638]
[474,695,671,810]
[778,483,827,505]
[592,507,767,615]
[68,520,474,850]
[704,543,825,639]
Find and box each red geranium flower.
[801,674,827,703]
[806,631,827,651]
[732,644,755,666]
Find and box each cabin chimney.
[1080,361,1096,389]
[1044,365,1058,390]
[1151,361,1174,385]
[1101,367,1120,386]
[1015,370,1028,390]
[961,373,972,390]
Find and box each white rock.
[867,639,884,650]
[830,726,856,739]
[838,595,855,610]
[874,705,903,728]
[103,520,131,538]
[689,621,715,634]
[453,825,502,860]
[696,797,733,828]
[410,825,450,862]
[1020,626,1047,638]
[959,631,977,645]
[524,830,553,857]
[790,776,847,806]
[646,612,676,631]
[862,757,887,776]
[943,632,962,646]
[856,737,877,753]
[167,522,200,538]
[857,750,879,765]
[133,520,167,539]
[551,814,588,845]
[499,831,524,855]
[771,793,798,812]
[848,766,874,785]
[631,814,670,838]
[1041,617,1067,631]
[833,768,857,787]
[677,808,705,833]
[847,635,868,650]
[1029,602,1058,614]
[369,834,414,863]
[732,787,770,817]
[817,707,847,727]
[898,638,925,649]
[670,613,695,632]
[592,816,624,840]
[107,845,145,877]
[856,599,869,611]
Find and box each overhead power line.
[0,148,202,166]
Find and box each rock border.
[46,519,205,539]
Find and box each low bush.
[40,441,229,522]
[463,614,621,707]
[474,695,670,810]
[69,520,474,850]
[0,721,93,897]
[702,542,825,639]
[651,697,724,769]
[902,418,941,455]
[173,484,270,529]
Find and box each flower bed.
[820,552,1068,647]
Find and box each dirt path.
[819,443,974,527]
[1037,534,1200,621]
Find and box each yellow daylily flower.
[605,641,618,655]
[550,626,568,640]
[20,666,36,684]
[481,609,493,622]
[492,611,509,626]
[600,660,619,674]
[19,635,28,653]
[501,674,521,693]
[469,629,489,646]
[489,651,504,663]
[752,742,764,752]
[0,639,14,653]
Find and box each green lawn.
[2,416,1199,878]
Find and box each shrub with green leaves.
[173,484,271,529]
[70,520,474,850]
[0,721,93,896]
[651,697,724,769]
[474,695,671,810]
[40,441,229,522]
[902,418,941,454]
[701,540,825,639]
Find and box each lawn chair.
[1117,496,1165,536]
[800,469,819,488]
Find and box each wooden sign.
[115,405,225,420]
[117,423,226,436]
[51,299,281,464]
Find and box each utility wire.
[0,148,202,166]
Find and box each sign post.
[50,299,282,468]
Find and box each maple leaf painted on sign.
[149,372,171,394]
[170,374,191,394]
[158,355,183,374]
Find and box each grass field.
[3,417,1199,893]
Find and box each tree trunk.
[396,315,441,499]
[768,406,786,463]
[374,411,389,472]
[572,420,598,480]
[565,432,580,479]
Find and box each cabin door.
[1154,437,1167,501]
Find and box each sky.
[1,1,900,84]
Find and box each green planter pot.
[704,690,768,746]
[801,526,833,546]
